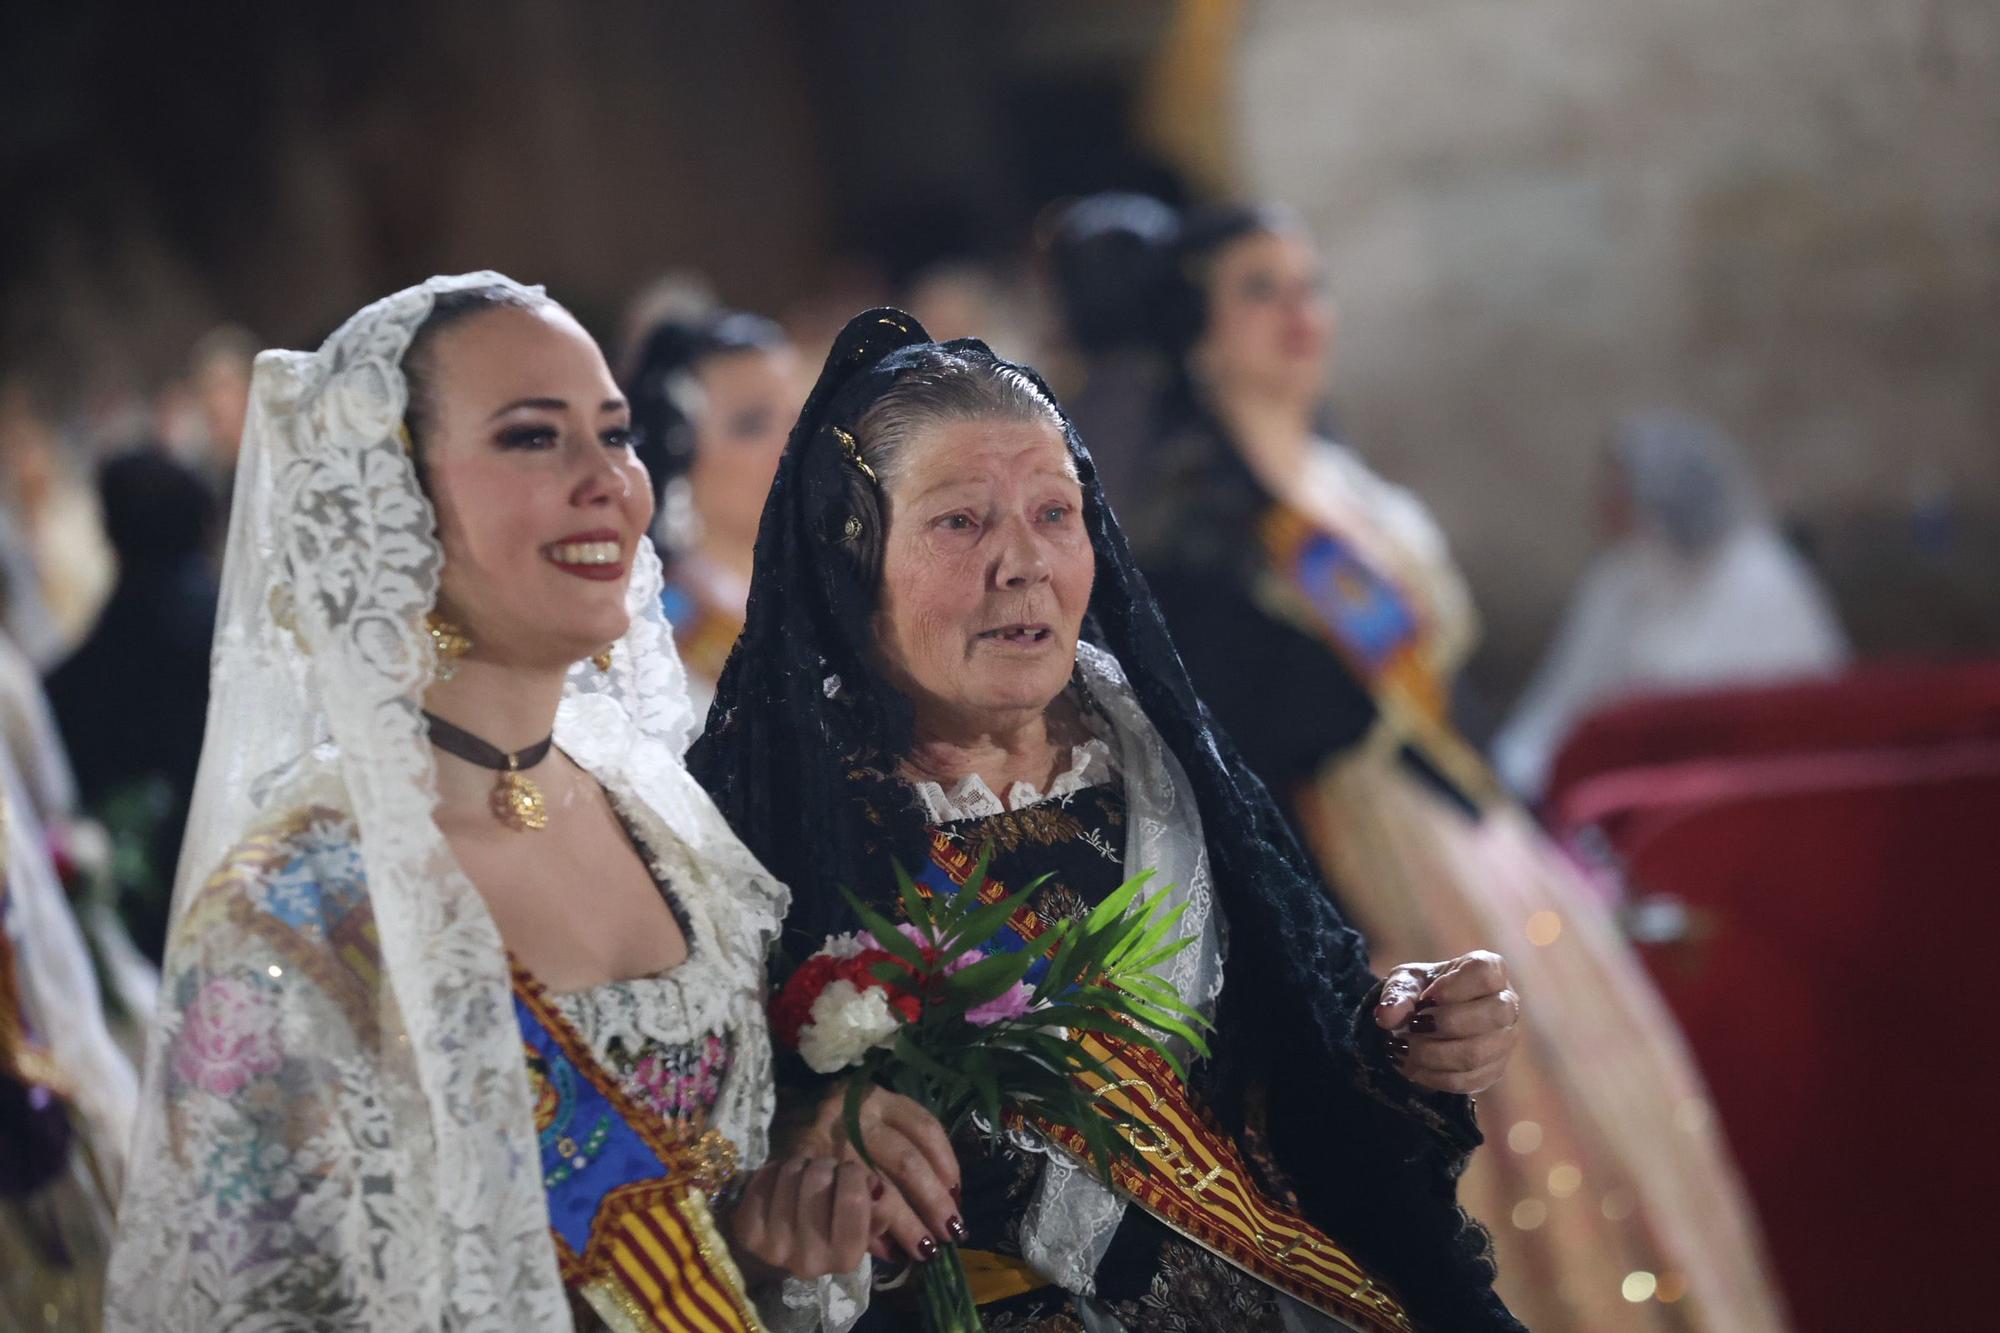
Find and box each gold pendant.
[491,768,548,832]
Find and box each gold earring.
[590,647,614,672]
[426,612,472,682]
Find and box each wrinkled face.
[686,344,801,543]
[1190,227,1335,404]
[875,415,1095,730]
[419,304,654,671]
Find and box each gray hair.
[852,347,1068,492]
[1609,409,1763,555]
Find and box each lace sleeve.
[1344,976,1482,1155]
[758,1264,871,1333]
[106,815,435,1330]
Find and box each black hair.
[1045,193,1180,355]
[399,284,556,464]
[621,310,789,507]
[1153,202,1299,358]
[98,448,217,564]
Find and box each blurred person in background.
[0,565,79,830]
[1041,192,1181,517]
[1132,203,1789,1333]
[46,449,220,963]
[186,325,257,495]
[901,257,1036,360]
[1,741,141,1333]
[616,268,721,375]
[0,380,113,649]
[0,507,69,673]
[0,556,158,1045]
[624,309,802,713]
[1493,410,1851,800]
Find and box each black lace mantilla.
[686,309,1522,1332]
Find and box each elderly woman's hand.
[726,1154,886,1285]
[1372,951,1520,1096]
[779,1084,964,1266]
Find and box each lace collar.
[905,728,1120,823]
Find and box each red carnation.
[770,954,842,1050]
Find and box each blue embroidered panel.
[1288,529,1419,673]
[514,990,669,1257]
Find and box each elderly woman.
[688,310,1526,1332]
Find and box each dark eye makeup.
[494,423,637,451]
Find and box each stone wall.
[1235,0,2000,690]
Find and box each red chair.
[1609,749,2000,1330]
[1542,660,2000,816]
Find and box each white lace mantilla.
[106,273,790,1333]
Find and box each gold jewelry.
[491,761,550,832]
[590,647,614,672]
[422,710,553,832]
[830,426,877,483]
[425,613,472,682]
[396,422,416,454]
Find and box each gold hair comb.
[831,426,877,484]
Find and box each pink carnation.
[965,981,1036,1027]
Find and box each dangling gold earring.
[426,612,472,682]
[590,647,614,672]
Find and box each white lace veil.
[110,272,785,1330]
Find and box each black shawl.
[687,309,1521,1332]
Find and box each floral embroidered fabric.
[914,782,1354,1333]
[549,991,732,1130]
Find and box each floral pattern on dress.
[172,974,284,1097]
[606,1029,732,1126]
[1107,1239,1288,1333]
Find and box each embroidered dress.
[1149,441,1788,1333]
[135,792,781,1333]
[688,307,1522,1332]
[661,555,749,722]
[107,273,797,1333]
[882,722,1381,1333]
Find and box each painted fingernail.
[950,1183,962,1203]
[1414,997,1438,1012]
[1386,1038,1411,1060]
[1408,1013,1437,1034]
[916,1236,938,1262]
[870,1179,886,1202]
[946,1216,967,1243]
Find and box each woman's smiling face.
[416,303,654,670]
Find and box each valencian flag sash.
[1261,505,1495,808]
[916,835,1416,1331]
[513,965,765,1333]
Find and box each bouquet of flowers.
[770,856,1210,1332]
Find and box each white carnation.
[797,980,901,1074]
[818,932,869,961]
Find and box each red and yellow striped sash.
[513,969,765,1333]
[1039,1031,1416,1332]
[572,1178,763,1333]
